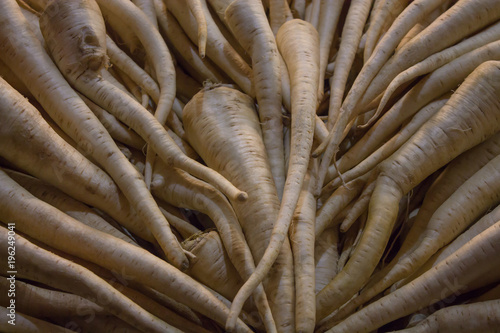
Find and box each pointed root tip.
[312,147,323,158]
[168,256,190,271]
[178,258,190,272]
[236,191,248,202]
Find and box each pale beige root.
[151,159,276,332]
[363,0,410,61]
[133,0,158,29]
[0,276,105,319]
[105,35,160,102]
[0,172,253,332]
[41,0,248,266]
[329,250,500,333]
[396,204,500,290]
[38,0,188,268]
[19,6,46,50]
[183,86,294,332]
[314,227,340,293]
[225,0,286,199]
[394,299,500,333]
[314,0,373,193]
[316,172,371,237]
[182,231,244,303]
[330,132,500,323]
[278,49,329,146]
[316,0,344,103]
[125,286,203,327]
[339,177,376,233]
[101,68,139,100]
[289,160,318,332]
[113,278,215,333]
[335,212,367,274]
[186,0,208,57]
[305,0,320,26]
[0,225,182,333]
[316,61,500,322]
[79,92,146,150]
[157,201,201,239]
[269,0,293,35]
[18,276,192,333]
[324,96,449,190]
[315,0,493,177]
[97,1,176,119]
[395,0,452,52]
[356,0,500,122]
[0,76,152,242]
[163,128,199,159]
[101,7,144,60]
[326,0,373,131]
[155,4,225,84]
[387,153,500,291]
[204,0,252,64]
[3,236,205,330]
[4,169,136,245]
[227,19,320,330]
[327,40,500,185]
[373,23,500,130]
[165,0,253,96]
[98,0,180,204]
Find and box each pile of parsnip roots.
[1,0,500,332]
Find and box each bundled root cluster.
[1,0,500,332]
